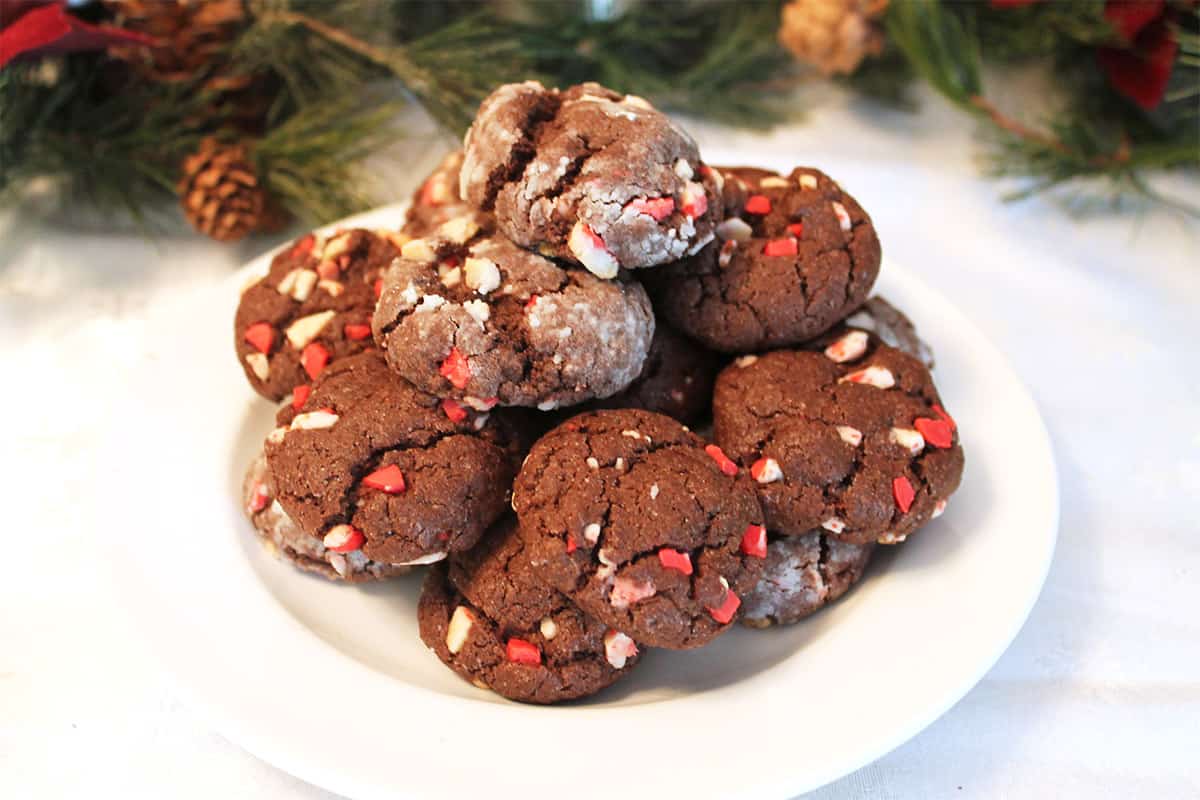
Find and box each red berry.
[933,404,957,431]
[892,476,915,514]
[707,588,741,624]
[914,417,954,449]
[744,195,771,215]
[740,524,767,558]
[657,548,693,575]
[626,196,676,221]
[300,342,330,381]
[439,347,471,389]
[290,234,315,259]
[343,323,372,341]
[704,444,738,476]
[763,238,798,257]
[441,398,468,423]
[506,638,541,666]
[244,322,274,354]
[786,222,805,238]
[362,464,406,494]
[373,278,383,299]
[565,533,577,554]
[291,384,311,411]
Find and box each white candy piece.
[244,352,269,381]
[821,517,846,534]
[317,279,344,297]
[537,399,558,411]
[734,355,758,368]
[399,551,448,566]
[285,310,335,348]
[753,457,783,484]
[266,426,287,444]
[463,299,490,325]
[437,215,479,244]
[322,524,359,551]
[878,532,907,545]
[446,606,474,654]
[583,522,602,544]
[291,269,318,302]
[836,425,863,447]
[276,268,299,296]
[673,158,694,180]
[539,618,559,640]
[290,409,339,430]
[321,232,353,261]
[623,94,653,110]
[831,201,852,232]
[438,264,462,287]
[718,240,737,268]
[890,427,926,455]
[715,217,753,242]
[463,257,501,295]
[760,176,789,188]
[604,630,638,669]
[839,366,895,389]
[610,576,656,609]
[586,457,600,470]
[401,238,436,263]
[568,221,619,279]
[649,483,660,500]
[798,174,818,190]
[932,499,948,519]
[824,330,869,363]
[621,430,642,440]
[415,294,445,313]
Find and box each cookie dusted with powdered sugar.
[741,533,873,627]
[459,81,719,276]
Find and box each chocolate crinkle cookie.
[459,81,719,277]
[712,340,963,546]
[242,451,410,582]
[373,221,654,410]
[234,228,403,402]
[264,350,529,565]
[512,409,766,649]
[646,166,881,353]
[741,533,873,628]
[835,295,934,369]
[418,516,641,704]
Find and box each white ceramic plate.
[110,173,1058,799]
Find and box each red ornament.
[0,3,156,68]
[1098,19,1178,110]
[1104,0,1165,42]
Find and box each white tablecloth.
[3,88,1198,799]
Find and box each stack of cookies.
[235,81,965,704]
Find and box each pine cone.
[779,0,888,77]
[178,137,271,242]
[105,0,247,86]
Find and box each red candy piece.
[933,404,957,431]
[786,222,805,238]
[324,525,364,553]
[343,323,372,341]
[763,238,798,257]
[657,548,693,575]
[627,196,676,221]
[681,190,707,219]
[740,524,767,559]
[419,178,443,206]
[915,417,954,449]
[290,234,315,259]
[301,342,330,381]
[373,278,383,299]
[524,295,539,313]
[247,482,270,513]
[291,384,311,411]
[316,260,340,280]
[707,588,741,624]
[892,476,915,514]
[565,533,577,554]
[243,322,274,354]
[506,638,542,666]
[704,444,739,476]
[441,398,468,423]
[744,194,772,215]
[363,464,406,494]
[439,347,471,389]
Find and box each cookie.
[373,224,655,409]
[582,320,720,425]
[402,150,473,238]
[837,296,933,368]
[264,350,526,564]
[512,409,766,649]
[741,533,873,627]
[234,228,402,402]
[417,516,640,704]
[712,344,964,545]
[646,166,881,353]
[242,451,409,582]
[459,81,719,276]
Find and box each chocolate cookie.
[712,343,964,546]
[838,296,933,368]
[741,533,873,627]
[264,350,525,564]
[235,228,401,402]
[512,409,766,649]
[402,150,473,238]
[646,166,881,353]
[459,81,718,276]
[373,223,654,409]
[417,516,640,704]
[582,320,720,425]
[242,451,409,582]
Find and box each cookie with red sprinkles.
[512,409,765,649]
[401,150,473,238]
[234,228,402,401]
[242,450,410,582]
[418,516,640,704]
[458,81,719,276]
[741,532,874,628]
[712,342,963,546]
[645,166,881,353]
[264,350,530,565]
